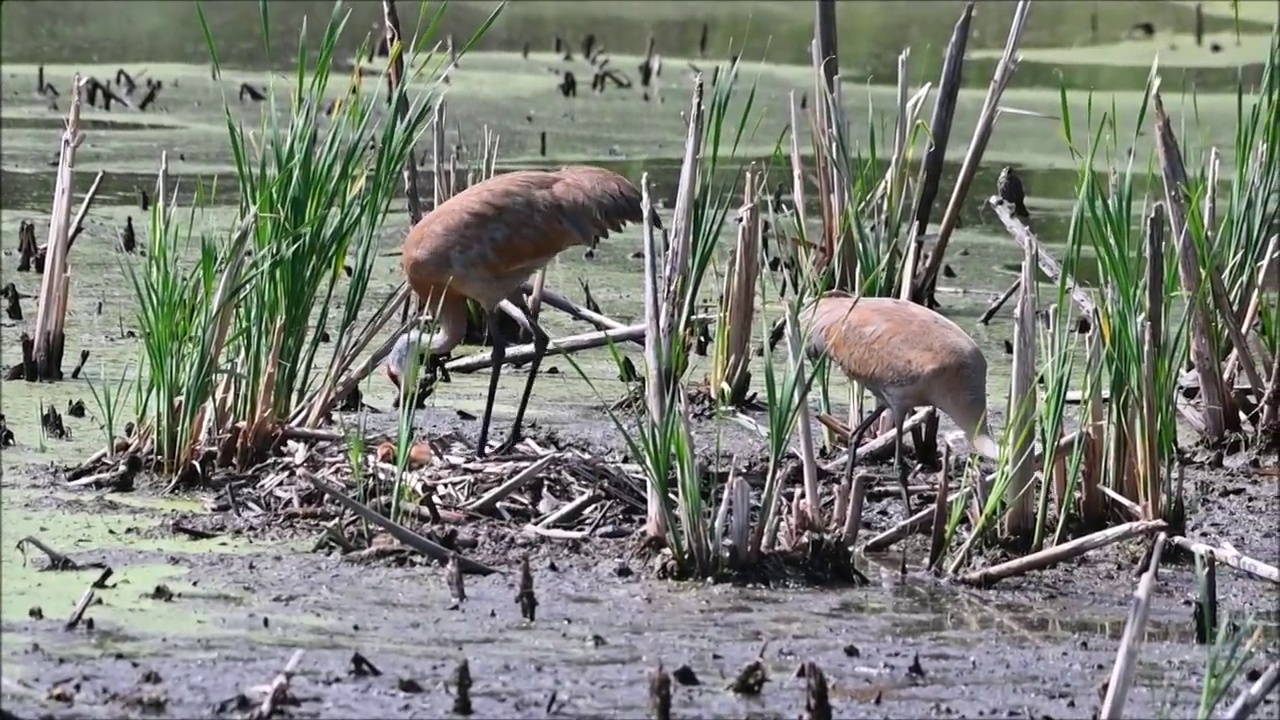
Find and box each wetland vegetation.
[2,0,1278,718]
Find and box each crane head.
[384,329,450,405]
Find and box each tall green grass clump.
[127,0,497,475]
[566,57,778,577]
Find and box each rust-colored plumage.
[387,165,651,456]
[800,293,999,512]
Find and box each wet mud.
[3,407,1277,720]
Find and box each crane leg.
[842,404,888,486]
[493,297,550,455]
[892,414,913,516]
[475,312,510,459]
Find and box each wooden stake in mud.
[649,663,672,720]
[802,661,833,720]
[452,659,473,715]
[32,73,88,381]
[516,555,537,621]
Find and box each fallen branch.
[819,408,934,471]
[987,196,1096,317]
[1223,660,1280,720]
[305,470,499,575]
[446,323,647,373]
[463,454,556,513]
[863,486,970,553]
[956,520,1166,587]
[15,536,80,570]
[1168,535,1279,584]
[248,649,304,720]
[518,282,640,344]
[978,278,1020,324]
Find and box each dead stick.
[519,282,642,343]
[863,486,970,553]
[445,323,650,373]
[978,278,1020,324]
[1224,660,1280,720]
[1168,535,1279,584]
[305,471,499,575]
[65,586,96,630]
[820,408,933,471]
[15,536,79,570]
[1099,533,1168,720]
[64,170,106,250]
[464,455,556,513]
[250,649,304,720]
[988,196,1096,317]
[536,489,600,528]
[957,520,1166,587]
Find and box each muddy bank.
[0,523,1268,720]
[4,407,1278,719]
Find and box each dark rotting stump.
[41,404,68,440]
[69,349,90,380]
[0,414,14,447]
[3,284,23,321]
[451,659,473,715]
[16,220,40,273]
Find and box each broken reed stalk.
[1223,661,1280,720]
[305,470,498,575]
[914,0,1030,301]
[784,309,822,530]
[1151,80,1237,442]
[1138,206,1166,519]
[659,75,705,381]
[1224,233,1278,388]
[383,0,425,326]
[382,0,424,226]
[639,173,669,541]
[1080,322,1106,524]
[1099,533,1168,720]
[803,661,833,720]
[32,74,88,381]
[927,444,951,571]
[1168,535,1280,584]
[1004,214,1039,536]
[913,2,973,237]
[988,198,1097,317]
[956,519,1165,587]
[65,170,106,249]
[712,165,761,405]
[649,664,672,720]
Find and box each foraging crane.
[385,165,652,457]
[798,293,1000,513]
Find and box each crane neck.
[386,297,466,383]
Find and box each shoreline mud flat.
[3,410,1277,720]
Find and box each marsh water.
[3,1,1279,717]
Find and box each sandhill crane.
[799,293,1000,513]
[385,165,652,457]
